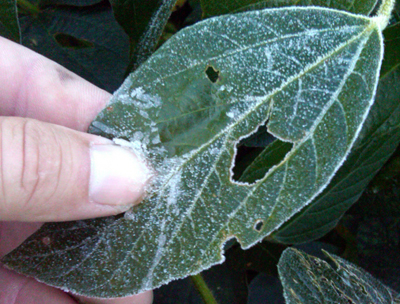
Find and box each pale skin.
[0,37,153,304]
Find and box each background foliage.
[1,0,400,303]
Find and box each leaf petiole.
[376,0,396,29]
[190,274,219,304]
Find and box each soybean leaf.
[109,0,177,73]
[247,274,284,304]
[270,21,400,244]
[39,0,103,6]
[0,0,20,42]
[3,6,385,297]
[278,248,397,303]
[337,156,400,291]
[19,4,129,92]
[201,0,378,18]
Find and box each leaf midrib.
[132,21,376,287]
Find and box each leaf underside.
[3,7,383,297]
[278,248,396,303]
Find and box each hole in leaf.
[232,124,293,183]
[53,33,94,49]
[254,220,264,232]
[205,65,220,83]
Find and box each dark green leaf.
[226,241,286,275]
[239,140,293,183]
[20,4,129,92]
[109,0,177,72]
[3,7,384,297]
[278,248,396,303]
[40,0,103,6]
[154,255,248,304]
[247,274,284,304]
[337,157,400,292]
[380,22,400,78]
[357,217,400,292]
[200,0,378,18]
[0,0,20,42]
[271,23,400,244]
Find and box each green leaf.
[19,4,129,92]
[271,22,400,244]
[0,0,20,42]
[3,6,384,297]
[381,22,400,77]
[154,250,248,304]
[239,140,293,183]
[278,248,396,303]
[109,0,177,72]
[201,0,378,18]
[247,273,284,304]
[39,0,103,6]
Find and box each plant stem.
[18,0,40,15]
[190,273,219,304]
[376,0,395,30]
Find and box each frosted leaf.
[278,248,397,303]
[3,5,386,297]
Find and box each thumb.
[0,117,150,222]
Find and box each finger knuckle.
[0,118,62,216]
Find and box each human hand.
[0,37,153,304]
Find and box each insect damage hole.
[205,65,220,83]
[254,220,264,232]
[232,124,293,183]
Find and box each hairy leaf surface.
[278,248,396,303]
[3,7,384,297]
[0,0,20,42]
[271,21,400,243]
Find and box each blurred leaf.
[154,255,248,304]
[278,248,396,303]
[39,0,103,6]
[391,0,400,23]
[153,276,204,304]
[109,0,177,73]
[0,0,20,42]
[239,125,276,148]
[226,241,286,275]
[20,4,129,92]
[338,152,400,292]
[247,273,284,304]
[200,0,378,18]
[3,7,384,297]
[270,23,400,244]
[356,217,400,293]
[380,22,400,78]
[53,32,94,48]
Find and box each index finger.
[0,36,111,132]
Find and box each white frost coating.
[7,4,393,299]
[142,233,167,289]
[129,87,162,109]
[114,6,383,295]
